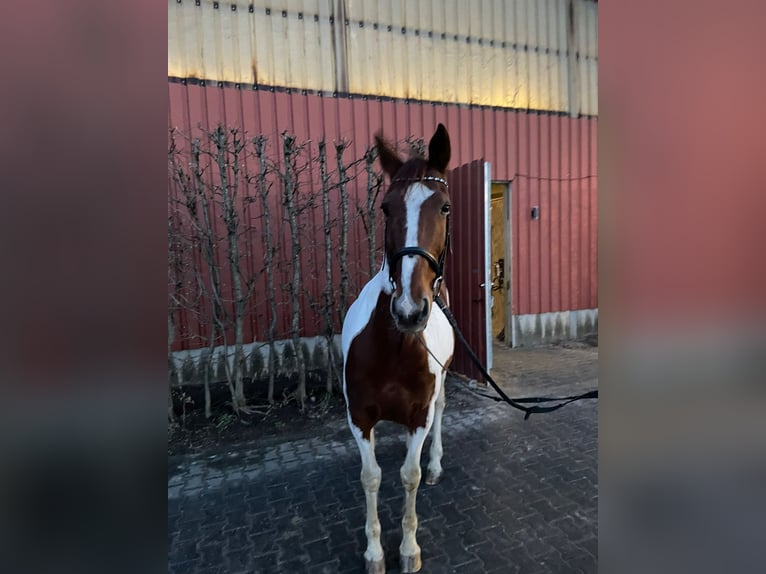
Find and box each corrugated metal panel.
[168,83,597,351]
[168,0,597,115]
[574,0,598,116]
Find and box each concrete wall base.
[511,308,598,347]
[171,308,598,384]
[170,335,342,386]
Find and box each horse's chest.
[344,294,438,430]
[347,367,436,431]
[346,331,436,403]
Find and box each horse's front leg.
[350,423,385,574]
[400,419,433,573]
[425,373,446,485]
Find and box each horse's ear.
[427,123,451,173]
[374,133,403,179]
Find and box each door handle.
[475,282,491,302]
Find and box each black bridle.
[386,175,451,295]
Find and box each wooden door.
[445,160,492,380]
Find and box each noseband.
[387,176,451,296]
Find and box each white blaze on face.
[395,182,435,317]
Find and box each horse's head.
[376,124,451,334]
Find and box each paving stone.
[471,540,510,571]
[551,515,592,544]
[224,547,252,572]
[249,550,278,571]
[453,557,488,573]
[307,558,342,573]
[578,535,598,558]
[440,537,481,567]
[276,556,310,573]
[183,475,203,490]
[167,557,199,574]
[303,539,333,564]
[501,547,550,574]
[222,526,249,551]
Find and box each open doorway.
[490,182,512,345]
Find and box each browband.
[391,175,449,188]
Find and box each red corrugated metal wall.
[511,114,598,316]
[168,82,597,350]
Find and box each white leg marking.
[395,183,435,317]
[399,419,433,571]
[348,418,384,566]
[426,374,447,485]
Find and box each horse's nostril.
[420,298,430,320]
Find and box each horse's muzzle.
[391,296,430,333]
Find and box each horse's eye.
[381,203,390,216]
[441,203,451,214]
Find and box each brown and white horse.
[342,124,455,573]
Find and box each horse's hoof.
[365,557,386,574]
[424,470,442,485]
[400,552,422,573]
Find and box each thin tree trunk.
[364,145,380,278]
[318,140,335,394]
[254,135,277,404]
[191,138,234,414]
[168,311,177,423]
[282,134,306,409]
[203,326,215,419]
[336,140,350,324]
[167,210,179,423]
[213,127,247,411]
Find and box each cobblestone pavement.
[168,344,598,573]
